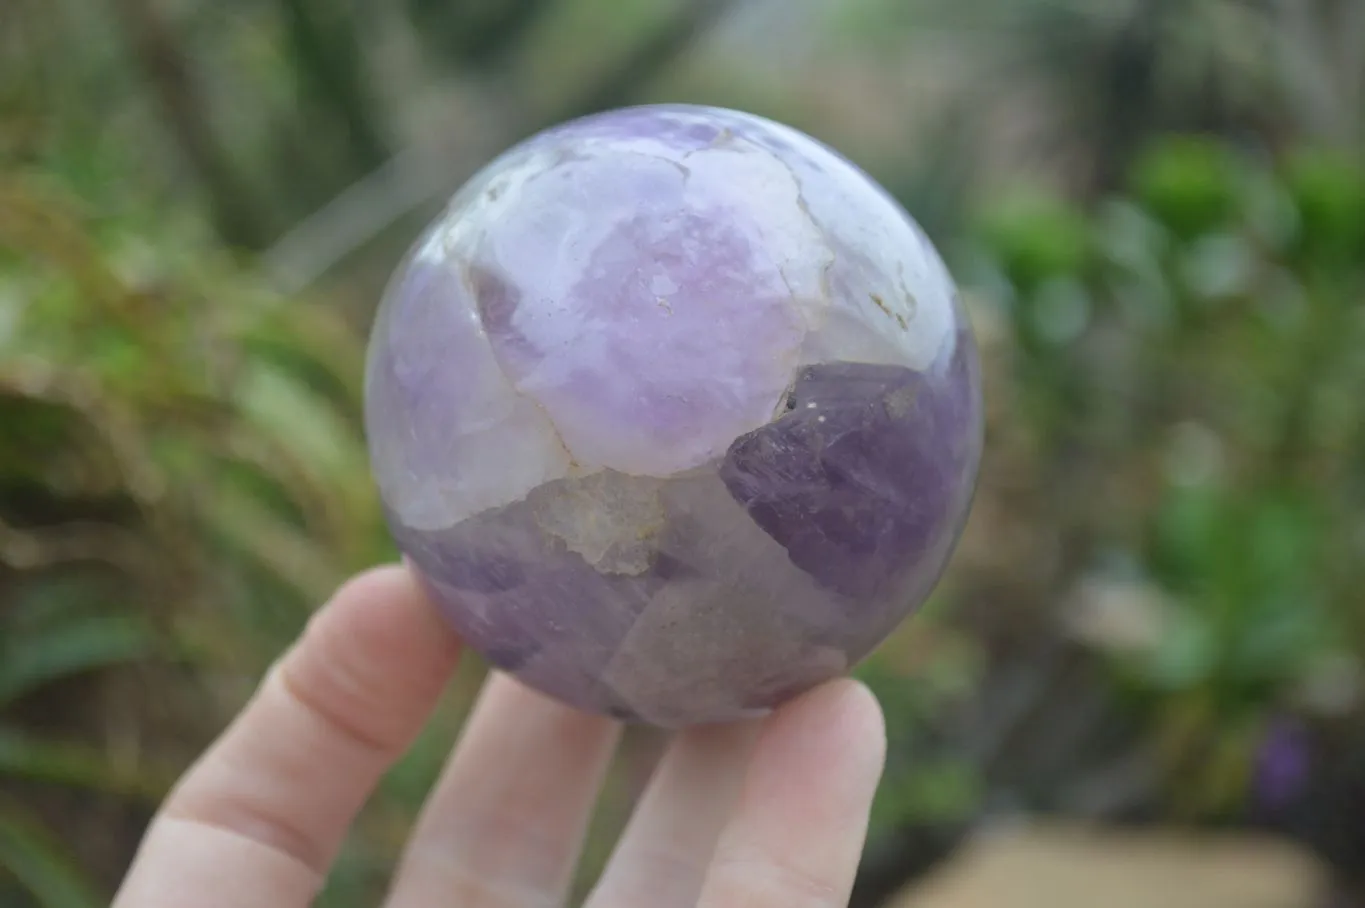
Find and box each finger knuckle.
[707,851,842,908]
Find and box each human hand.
[113,564,886,907]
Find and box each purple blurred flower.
[1253,716,1311,812]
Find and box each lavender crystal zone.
[366,104,983,726]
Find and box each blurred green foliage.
[0,171,389,903]
[960,138,1365,819]
[846,137,1364,896]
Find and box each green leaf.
[0,726,171,800]
[871,758,981,832]
[202,481,345,605]
[0,612,155,707]
[976,187,1091,295]
[1132,138,1242,240]
[1150,483,1226,590]
[0,802,104,908]
[233,359,367,491]
[1227,596,1325,688]
[1283,149,1365,265]
[1145,607,1218,691]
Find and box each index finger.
[113,564,462,908]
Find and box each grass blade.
[0,613,156,707]
[0,726,172,801]
[0,801,104,908]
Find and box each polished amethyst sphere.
[365,104,982,726]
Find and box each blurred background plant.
[1,0,1362,906]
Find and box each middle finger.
[385,672,621,907]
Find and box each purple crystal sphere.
[365,104,983,726]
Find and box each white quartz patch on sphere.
[372,105,960,533]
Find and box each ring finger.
[384,671,621,907]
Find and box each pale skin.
[112,564,888,907]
